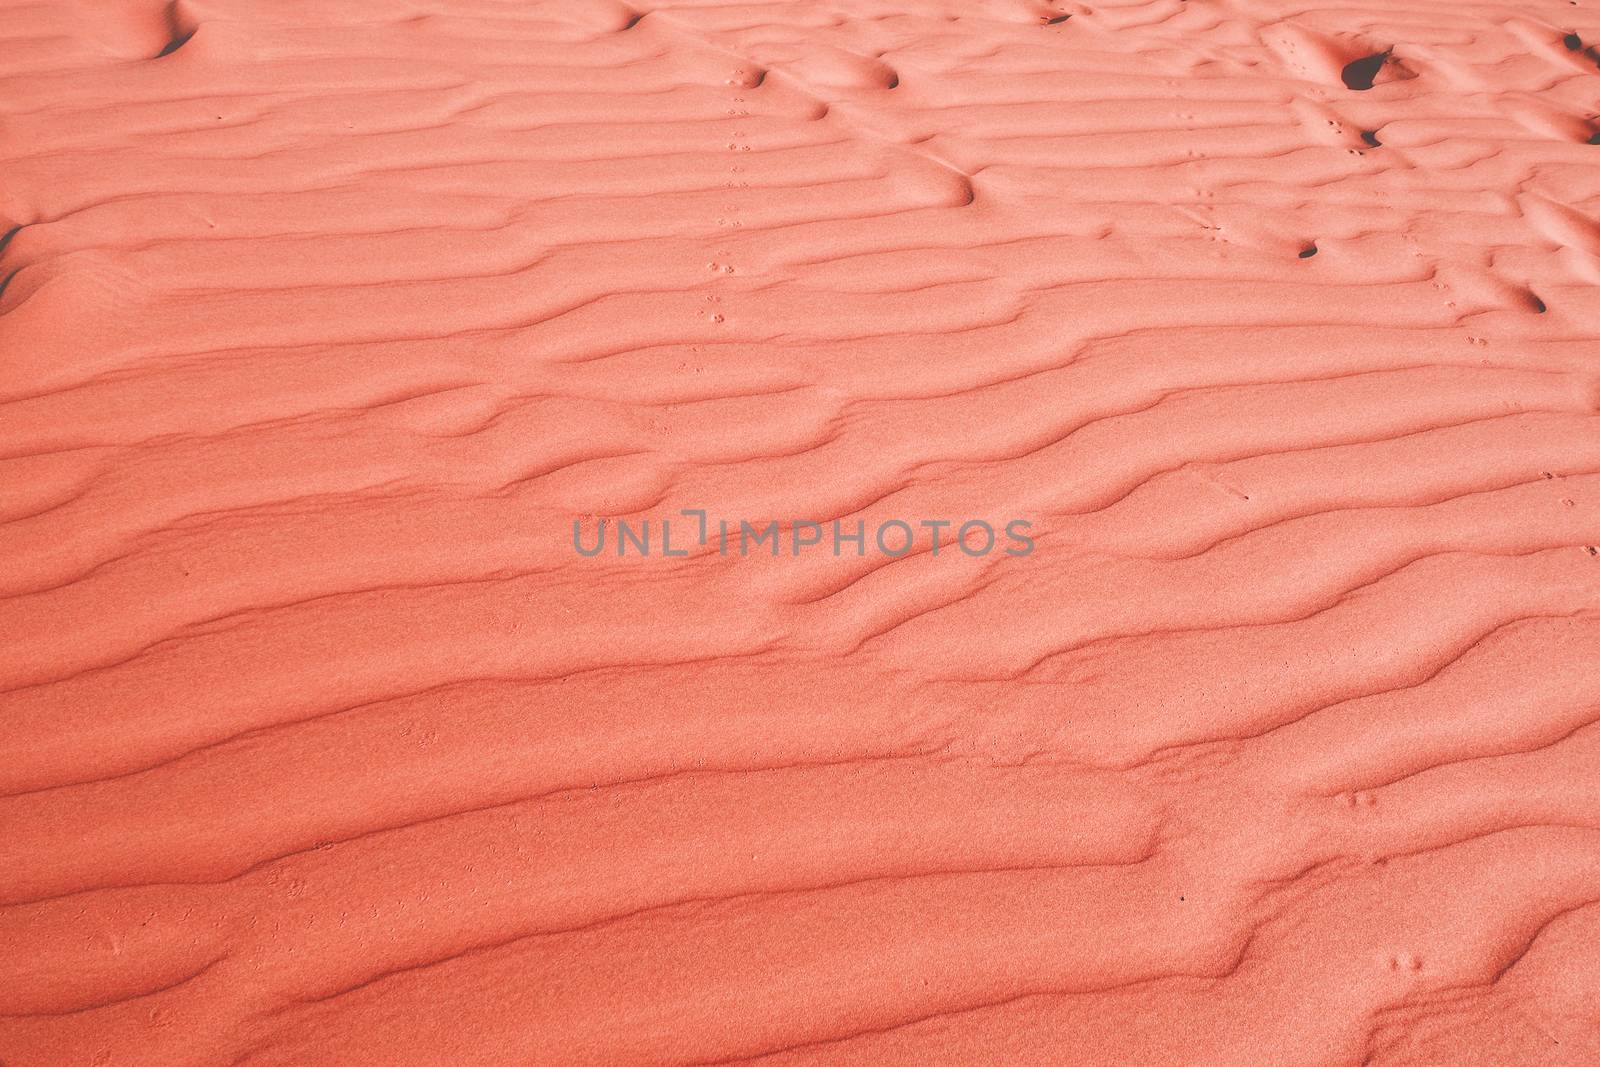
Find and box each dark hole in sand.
[156,28,194,57]
[1341,51,1390,91]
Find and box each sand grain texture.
[2,0,1599,1064]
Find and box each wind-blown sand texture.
[3,0,1600,1064]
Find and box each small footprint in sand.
[724,68,764,88]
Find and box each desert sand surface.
[2,0,1600,1064]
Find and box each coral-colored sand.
[3,1,1600,1064]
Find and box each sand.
[2,0,1599,1064]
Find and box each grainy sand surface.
[2,1,1600,1064]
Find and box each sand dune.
[2,0,1599,1064]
